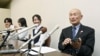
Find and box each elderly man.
[58,8,95,56]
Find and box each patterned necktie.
[72,26,76,39]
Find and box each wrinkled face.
[5,20,11,28]
[33,16,41,25]
[69,9,83,26]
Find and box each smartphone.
[71,38,79,42]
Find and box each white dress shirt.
[17,27,28,40]
[33,25,48,46]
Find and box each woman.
[3,18,15,49]
[32,14,50,46]
[4,18,15,31]
[16,17,28,48]
[17,17,28,40]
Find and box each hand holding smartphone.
[71,38,82,49]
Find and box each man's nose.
[71,16,75,19]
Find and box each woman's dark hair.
[4,18,13,25]
[32,14,42,22]
[18,17,27,27]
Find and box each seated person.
[15,17,28,48]
[3,18,15,49]
[58,8,95,56]
[4,18,15,30]
[32,14,50,47]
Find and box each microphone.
[0,30,7,34]
[40,27,47,34]
[8,27,23,32]
[0,29,16,34]
[43,25,59,41]
[38,25,59,55]
[7,24,38,41]
[18,27,47,50]
[48,25,59,36]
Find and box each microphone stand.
[22,40,37,56]
[0,31,10,49]
[19,31,42,56]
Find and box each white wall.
[11,0,100,56]
[0,8,10,30]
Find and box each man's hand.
[62,38,71,46]
[71,38,82,49]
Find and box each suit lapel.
[69,26,73,39]
[75,24,83,39]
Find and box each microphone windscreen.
[41,27,47,34]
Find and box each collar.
[35,24,42,30]
[72,23,81,29]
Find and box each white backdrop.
[10,0,100,56]
[0,8,10,30]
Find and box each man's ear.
[81,15,83,18]
[80,15,83,20]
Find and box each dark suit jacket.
[58,24,95,56]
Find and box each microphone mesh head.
[41,27,47,33]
